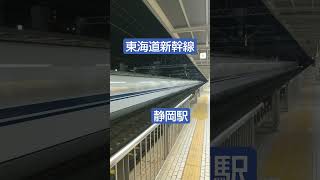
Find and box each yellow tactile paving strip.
[261,74,314,180]
[182,94,209,180]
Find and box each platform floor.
[260,67,320,180]
[156,84,210,180]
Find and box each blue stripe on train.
[0,83,199,127]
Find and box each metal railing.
[211,101,274,147]
[110,92,197,180]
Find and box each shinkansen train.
[110,73,203,120]
[0,40,108,179]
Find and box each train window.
[0,0,109,48]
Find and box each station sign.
[211,147,257,180]
[123,38,197,54]
[151,108,191,124]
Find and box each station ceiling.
[143,0,210,79]
[263,0,320,61]
[110,0,207,81]
[111,0,316,80]
[212,0,314,66]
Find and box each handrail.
[211,103,263,146]
[110,93,194,168]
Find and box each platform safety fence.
[110,91,198,180]
[211,101,274,147]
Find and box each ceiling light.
[200,52,207,59]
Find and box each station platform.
[260,67,319,179]
[156,84,210,180]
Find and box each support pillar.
[280,84,289,112]
[259,89,280,132]
[271,89,280,131]
[31,5,49,31]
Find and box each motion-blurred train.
[0,40,203,179]
[0,0,108,178]
[0,40,108,179]
[111,72,203,120]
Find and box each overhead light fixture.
[200,52,207,60]
[17,25,23,31]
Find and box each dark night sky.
[2,0,108,38]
